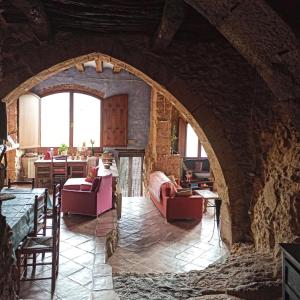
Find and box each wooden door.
[101,94,128,147]
[19,93,41,149]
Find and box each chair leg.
[23,254,28,278]
[32,253,36,275]
[51,252,56,294]
[16,251,21,295]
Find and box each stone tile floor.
[19,196,228,299]
[19,210,119,300]
[108,197,228,274]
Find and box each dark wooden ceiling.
[1,0,220,44]
[1,1,300,50]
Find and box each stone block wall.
[145,89,181,184]
[32,67,151,149]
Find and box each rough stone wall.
[145,89,181,184]
[31,66,151,149]
[0,28,296,250]
[251,99,300,254]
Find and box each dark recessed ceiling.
[266,0,300,38]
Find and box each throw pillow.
[91,176,101,192]
[168,175,180,189]
[164,182,177,198]
[85,166,99,182]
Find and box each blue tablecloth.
[1,188,46,250]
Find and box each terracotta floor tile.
[93,275,113,290]
[68,267,93,286]
[74,252,95,268]
[93,264,112,276]
[109,196,228,273]
[90,290,120,300]
[76,239,96,253]
[63,235,91,246]
[60,246,88,260]
[58,260,84,277]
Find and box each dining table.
[0,187,46,250]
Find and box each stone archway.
[1,33,257,245]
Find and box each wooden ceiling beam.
[95,58,103,73]
[75,63,85,72]
[152,0,186,51]
[113,65,122,73]
[10,0,51,41]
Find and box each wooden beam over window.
[75,63,85,72]
[95,58,103,73]
[113,64,122,73]
[152,0,186,52]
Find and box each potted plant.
[58,143,68,156]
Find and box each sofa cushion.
[80,184,92,191]
[64,178,92,190]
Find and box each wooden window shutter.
[178,117,187,157]
[101,94,128,147]
[19,93,41,149]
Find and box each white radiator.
[27,157,38,178]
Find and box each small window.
[185,124,198,157]
[200,145,208,158]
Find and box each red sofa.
[148,171,204,222]
[61,174,112,217]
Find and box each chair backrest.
[51,156,68,185]
[33,189,48,236]
[52,184,61,251]
[51,156,68,175]
[52,183,62,206]
[8,178,35,189]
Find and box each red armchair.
[61,174,112,217]
[148,171,204,222]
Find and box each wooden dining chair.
[7,178,35,189]
[46,183,62,232]
[51,156,68,187]
[16,185,61,295]
[30,190,48,237]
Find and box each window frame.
[178,117,207,159]
[39,90,102,148]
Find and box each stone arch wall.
[185,0,300,101]
[0,33,279,248]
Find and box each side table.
[194,189,222,243]
[279,243,300,300]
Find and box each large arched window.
[40,92,101,147]
[19,92,128,149]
